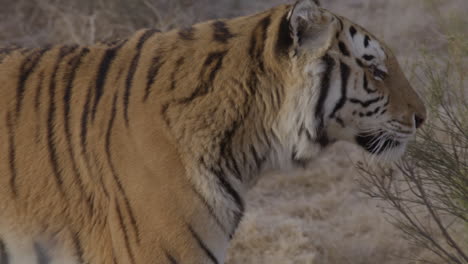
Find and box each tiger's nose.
[414,113,425,129]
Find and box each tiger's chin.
[355,132,408,162]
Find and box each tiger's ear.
[288,0,336,56]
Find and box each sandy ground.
[1,0,466,263]
[226,143,421,264]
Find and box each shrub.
[358,5,468,263]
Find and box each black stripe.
[47,46,78,195]
[355,58,364,68]
[261,126,272,148]
[178,51,226,104]
[71,232,85,263]
[337,17,344,31]
[179,27,195,40]
[314,54,335,120]
[169,57,185,91]
[143,55,164,102]
[250,145,265,169]
[213,165,244,219]
[161,103,171,127]
[335,117,345,127]
[245,67,257,95]
[34,71,45,143]
[349,26,357,37]
[115,201,136,264]
[362,74,376,93]
[364,35,370,47]
[34,242,51,264]
[314,54,335,147]
[316,132,332,147]
[16,47,50,118]
[362,54,375,61]
[163,249,178,264]
[78,39,124,181]
[80,79,94,177]
[371,66,387,80]
[0,237,9,264]
[34,71,44,144]
[349,96,384,108]
[189,184,231,238]
[63,48,89,147]
[6,112,18,198]
[338,41,350,56]
[224,152,242,182]
[105,93,141,244]
[188,225,219,264]
[249,15,271,72]
[34,72,45,112]
[206,73,254,184]
[329,61,350,118]
[383,96,390,107]
[123,29,158,126]
[363,106,381,117]
[219,120,242,181]
[275,13,294,56]
[272,77,283,109]
[63,48,94,214]
[239,150,248,174]
[213,21,235,43]
[201,158,244,231]
[243,72,267,174]
[91,48,119,122]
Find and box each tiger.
[0,0,426,263]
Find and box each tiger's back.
[0,26,233,263]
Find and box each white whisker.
[369,132,387,164]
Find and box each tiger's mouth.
[355,132,401,155]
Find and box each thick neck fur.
[127,4,297,256]
[161,7,294,178]
[163,7,291,228]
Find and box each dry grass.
[1,0,466,263]
[227,143,423,264]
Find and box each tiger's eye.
[369,65,387,80]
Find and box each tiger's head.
[278,0,426,164]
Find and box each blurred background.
[1,0,466,263]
